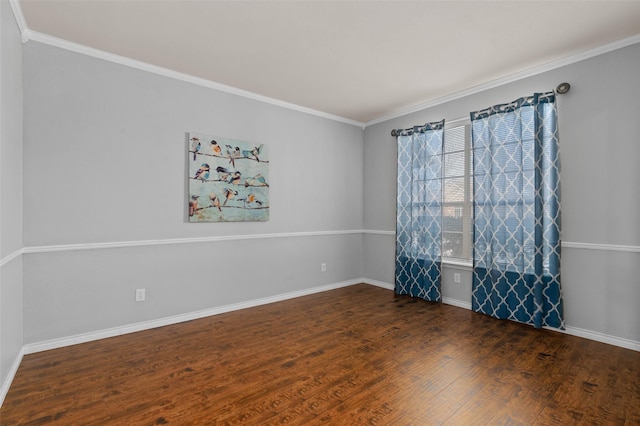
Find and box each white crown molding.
[364,34,640,128]
[8,0,30,43]
[9,0,364,126]
[23,278,363,354]
[12,0,639,130]
[23,30,365,128]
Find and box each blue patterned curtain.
[470,92,563,329]
[394,120,444,302]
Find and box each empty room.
[1,0,639,424]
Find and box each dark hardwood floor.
[2,284,639,425]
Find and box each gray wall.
[22,42,364,344]
[0,0,24,393]
[363,43,640,343]
[1,6,638,401]
[0,0,23,257]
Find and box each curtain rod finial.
[555,82,571,94]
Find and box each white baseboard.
[362,278,394,290]
[20,278,640,355]
[361,278,639,352]
[442,297,473,310]
[361,278,473,310]
[548,325,640,352]
[23,279,362,355]
[0,278,469,407]
[10,277,639,402]
[0,347,24,407]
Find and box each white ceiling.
[17,0,640,124]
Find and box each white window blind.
[443,123,473,263]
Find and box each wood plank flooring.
[2,284,639,425]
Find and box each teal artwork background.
[188,132,269,222]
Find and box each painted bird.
[238,193,263,207]
[191,137,201,161]
[241,144,263,162]
[209,192,222,211]
[194,163,210,182]
[216,166,230,181]
[210,140,222,156]
[250,144,264,162]
[189,195,199,217]
[223,188,238,206]
[246,173,269,187]
[229,171,242,185]
[254,174,268,187]
[225,145,240,168]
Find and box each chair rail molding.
[5,235,638,263]
[562,241,640,253]
[0,249,23,268]
[22,230,366,254]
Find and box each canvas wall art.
[188,133,269,222]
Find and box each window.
[442,123,473,264]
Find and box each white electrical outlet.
[135,288,146,302]
[453,273,461,284]
[321,263,327,272]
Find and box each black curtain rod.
[390,83,571,137]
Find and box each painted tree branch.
[189,177,269,187]
[189,151,269,163]
[193,204,269,212]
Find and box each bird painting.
[188,133,268,222]
[189,195,199,217]
[191,137,201,161]
[194,163,210,182]
[238,193,264,208]
[254,174,268,186]
[223,188,238,206]
[229,171,242,185]
[225,145,234,167]
[209,192,222,211]
[210,140,222,157]
[241,144,264,162]
[216,166,230,181]
[245,173,269,187]
[225,145,240,168]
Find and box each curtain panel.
[470,92,563,329]
[394,120,445,302]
